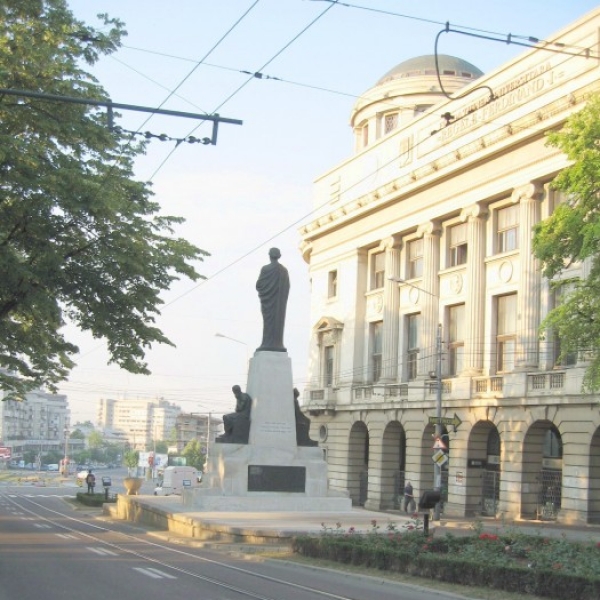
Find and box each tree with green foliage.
[70,429,86,440]
[87,430,103,462]
[181,439,205,472]
[123,449,139,476]
[154,440,169,454]
[533,93,600,390]
[0,0,207,398]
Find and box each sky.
[60,0,600,424]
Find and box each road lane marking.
[87,547,119,556]
[133,567,176,580]
[146,568,177,579]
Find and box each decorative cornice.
[300,85,598,242]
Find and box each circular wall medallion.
[319,425,328,442]
[374,294,383,313]
[409,286,420,304]
[450,273,463,295]
[499,260,513,283]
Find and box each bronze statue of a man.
[256,247,289,352]
[216,385,252,444]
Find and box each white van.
[154,466,201,496]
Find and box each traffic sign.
[432,437,447,451]
[432,449,448,465]
[428,413,462,431]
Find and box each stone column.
[380,236,402,382]
[417,222,441,377]
[514,183,542,370]
[460,203,487,375]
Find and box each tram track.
[0,491,365,600]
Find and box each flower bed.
[291,519,600,600]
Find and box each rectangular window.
[371,251,385,290]
[407,313,420,381]
[448,223,468,267]
[327,270,337,299]
[371,322,383,383]
[362,123,369,147]
[497,204,519,253]
[497,294,517,372]
[384,112,398,134]
[448,304,465,376]
[324,345,334,387]
[407,239,423,279]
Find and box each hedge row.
[75,492,116,506]
[291,536,600,600]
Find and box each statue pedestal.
[189,351,350,511]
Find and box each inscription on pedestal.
[259,421,293,434]
[248,465,306,492]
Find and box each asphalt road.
[0,472,477,600]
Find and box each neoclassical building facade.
[299,8,600,524]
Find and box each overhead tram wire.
[433,24,598,103]
[310,0,596,57]
[142,5,599,315]
[125,0,260,138]
[68,1,339,363]
[122,44,366,101]
[147,0,339,182]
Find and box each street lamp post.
[389,277,444,520]
[62,427,69,476]
[433,323,443,521]
[215,332,250,377]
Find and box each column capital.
[375,234,402,251]
[510,182,543,204]
[416,221,442,238]
[460,203,488,222]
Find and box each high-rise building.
[97,397,181,450]
[0,385,70,465]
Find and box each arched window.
[543,427,562,458]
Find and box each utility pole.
[0,87,242,146]
[206,412,211,469]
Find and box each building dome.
[376,54,483,86]
[350,54,483,152]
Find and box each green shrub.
[291,526,600,600]
[75,492,116,506]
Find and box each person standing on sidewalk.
[85,470,96,495]
[404,481,415,513]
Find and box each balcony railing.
[527,372,565,392]
[473,376,504,395]
[426,380,452,395]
